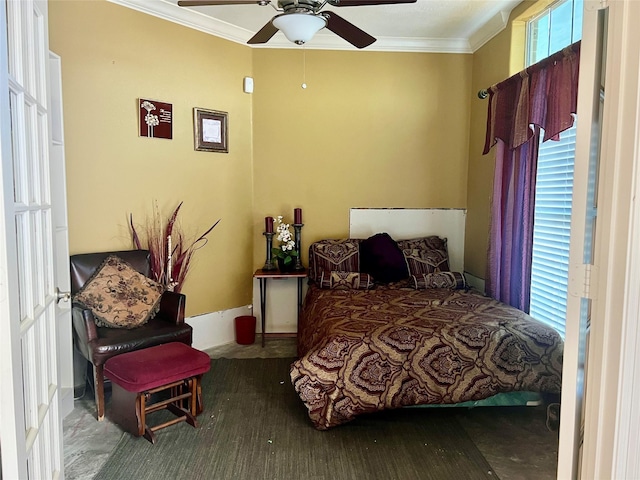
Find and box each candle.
[265,216,274,233]
[167,234,172,283]
[294,208,302,224]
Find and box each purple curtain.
[486,136,538,311]
[484,42,580,311]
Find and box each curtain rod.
[476,41,580,100]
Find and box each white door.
[559,0,640,478]
[0,0,68,478]
[49,51,73,420]
[557,1,607,477]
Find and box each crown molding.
[251,35,473,53]
[109,0,251,44]
[109,0,509,54]
[468,1,521,52]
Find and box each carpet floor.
[95,357,498,480]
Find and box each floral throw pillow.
[397,236,450,276]
[403,247,450,276]
[309,239,362,286]
[73,255,165,329]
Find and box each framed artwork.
[193,108,228,153]
[139,98,172,139]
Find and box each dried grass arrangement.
[130,201,220,293]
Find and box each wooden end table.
[253,268,307,347]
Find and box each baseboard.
[60,386,74,419]
[186,307,298,351]
[464,271,486,293]
[186,305,252,351]
[262,332,297,338]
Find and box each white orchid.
[271,215,299,268]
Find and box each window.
[527,0,583,337]
[527,0,583,66]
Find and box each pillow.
[397,236,448,253]
[359,233,409,283]
[326,271,374,290]
[73,255,165,329]
[410,271,467,290]
[309,239,362,286]
[397,236,450,276]
[403,248,450,276]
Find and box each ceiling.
[110,0,521,53]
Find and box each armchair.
[70,250,193,421]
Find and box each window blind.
[529,124,576,337]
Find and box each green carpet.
[95,358,498,480]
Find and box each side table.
[253,268,307,347]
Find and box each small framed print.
[139,98,172,139]
[194,108,228,153]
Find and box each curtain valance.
[483,41,581,155]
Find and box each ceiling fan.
[177,0,417,49]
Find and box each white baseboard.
[186,287,305,350]
[464,271,486,293]
[60,387,74,419]
[186,305,253,351]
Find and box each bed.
[289,234,563,430]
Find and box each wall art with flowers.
[138,98,173,139]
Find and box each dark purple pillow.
[359,233,409,283]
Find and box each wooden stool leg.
[190,378,197,416]
[166,402,198,428]
[137,393,146,436]
[139,393,160,444]
[166,378,197,428]
[195,374,204,415]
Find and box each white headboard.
[349,208,466,272]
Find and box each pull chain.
[301,46,307,89]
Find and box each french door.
[559,0,640,478]
[0,0,69,478]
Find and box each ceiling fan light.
[272,13,326,45]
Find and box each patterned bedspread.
[290,285,563,430]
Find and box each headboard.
[349,208,466,272]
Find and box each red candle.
[265,216,273,233]
[294,208,302,224]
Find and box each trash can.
[235,315,256,345]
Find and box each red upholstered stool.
[104,342,210,443]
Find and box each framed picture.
[193,108,228,153]
[139,98,172,139]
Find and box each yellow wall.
[464,0,542,279]
[252,49,472,266]
[49,0,473,317]
[49,0,254,316]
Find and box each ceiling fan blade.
[321,12,376,49]
[329,0,416,5]
[247,21,279,44]
[178,0,269,6]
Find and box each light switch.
[243,76,254,94]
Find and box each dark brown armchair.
[70,250,193,421]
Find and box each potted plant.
[129,201,220,292]
[271,215,299,272]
